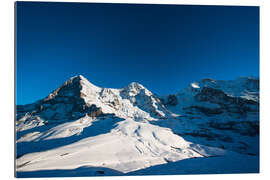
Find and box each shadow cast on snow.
[16,116,125,158]
[126,155,259,175]
[148,116,260,155]
[16,166,124,178]
[16,155,259,178]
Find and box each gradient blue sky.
[16,2,259,105]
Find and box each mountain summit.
[16,76,259,176]
[17,75,170,130]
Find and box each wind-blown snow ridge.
[16,75,259,176]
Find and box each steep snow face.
[119,82,170,119]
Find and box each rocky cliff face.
[160,77,259,155]
[16,76,103,129]
[161,77,259,116]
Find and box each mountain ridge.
[17,75,259,105]
[16,75,259,176]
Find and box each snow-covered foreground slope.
[16,75,259,177]
[17,155,259,177]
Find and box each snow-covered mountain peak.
[125,82,145,91]
[181,77,259,99]
[17,75,172,130]
[190,82,200,89]
[128,82,144,88]
[162,76,259,117]
[73,75,101,92]
[44,75,82,101]
[16,76,259,175]
[43,75,100,102]
[122,82,153,97]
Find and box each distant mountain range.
[16,75,259,177]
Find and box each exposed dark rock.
[194,86,259,116]
[178,130,234,143]
[16,76,90,124]
[160,95,178,106]
[189,106,223,116]
[166,95,178,106]
[87,105,103,117]
[195,87,230,103]
[112,99,120,107]
[181,132,216,141]
[208,121,259,136]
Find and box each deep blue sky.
[16,2,259,105]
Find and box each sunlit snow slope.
[16,75,259,177]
